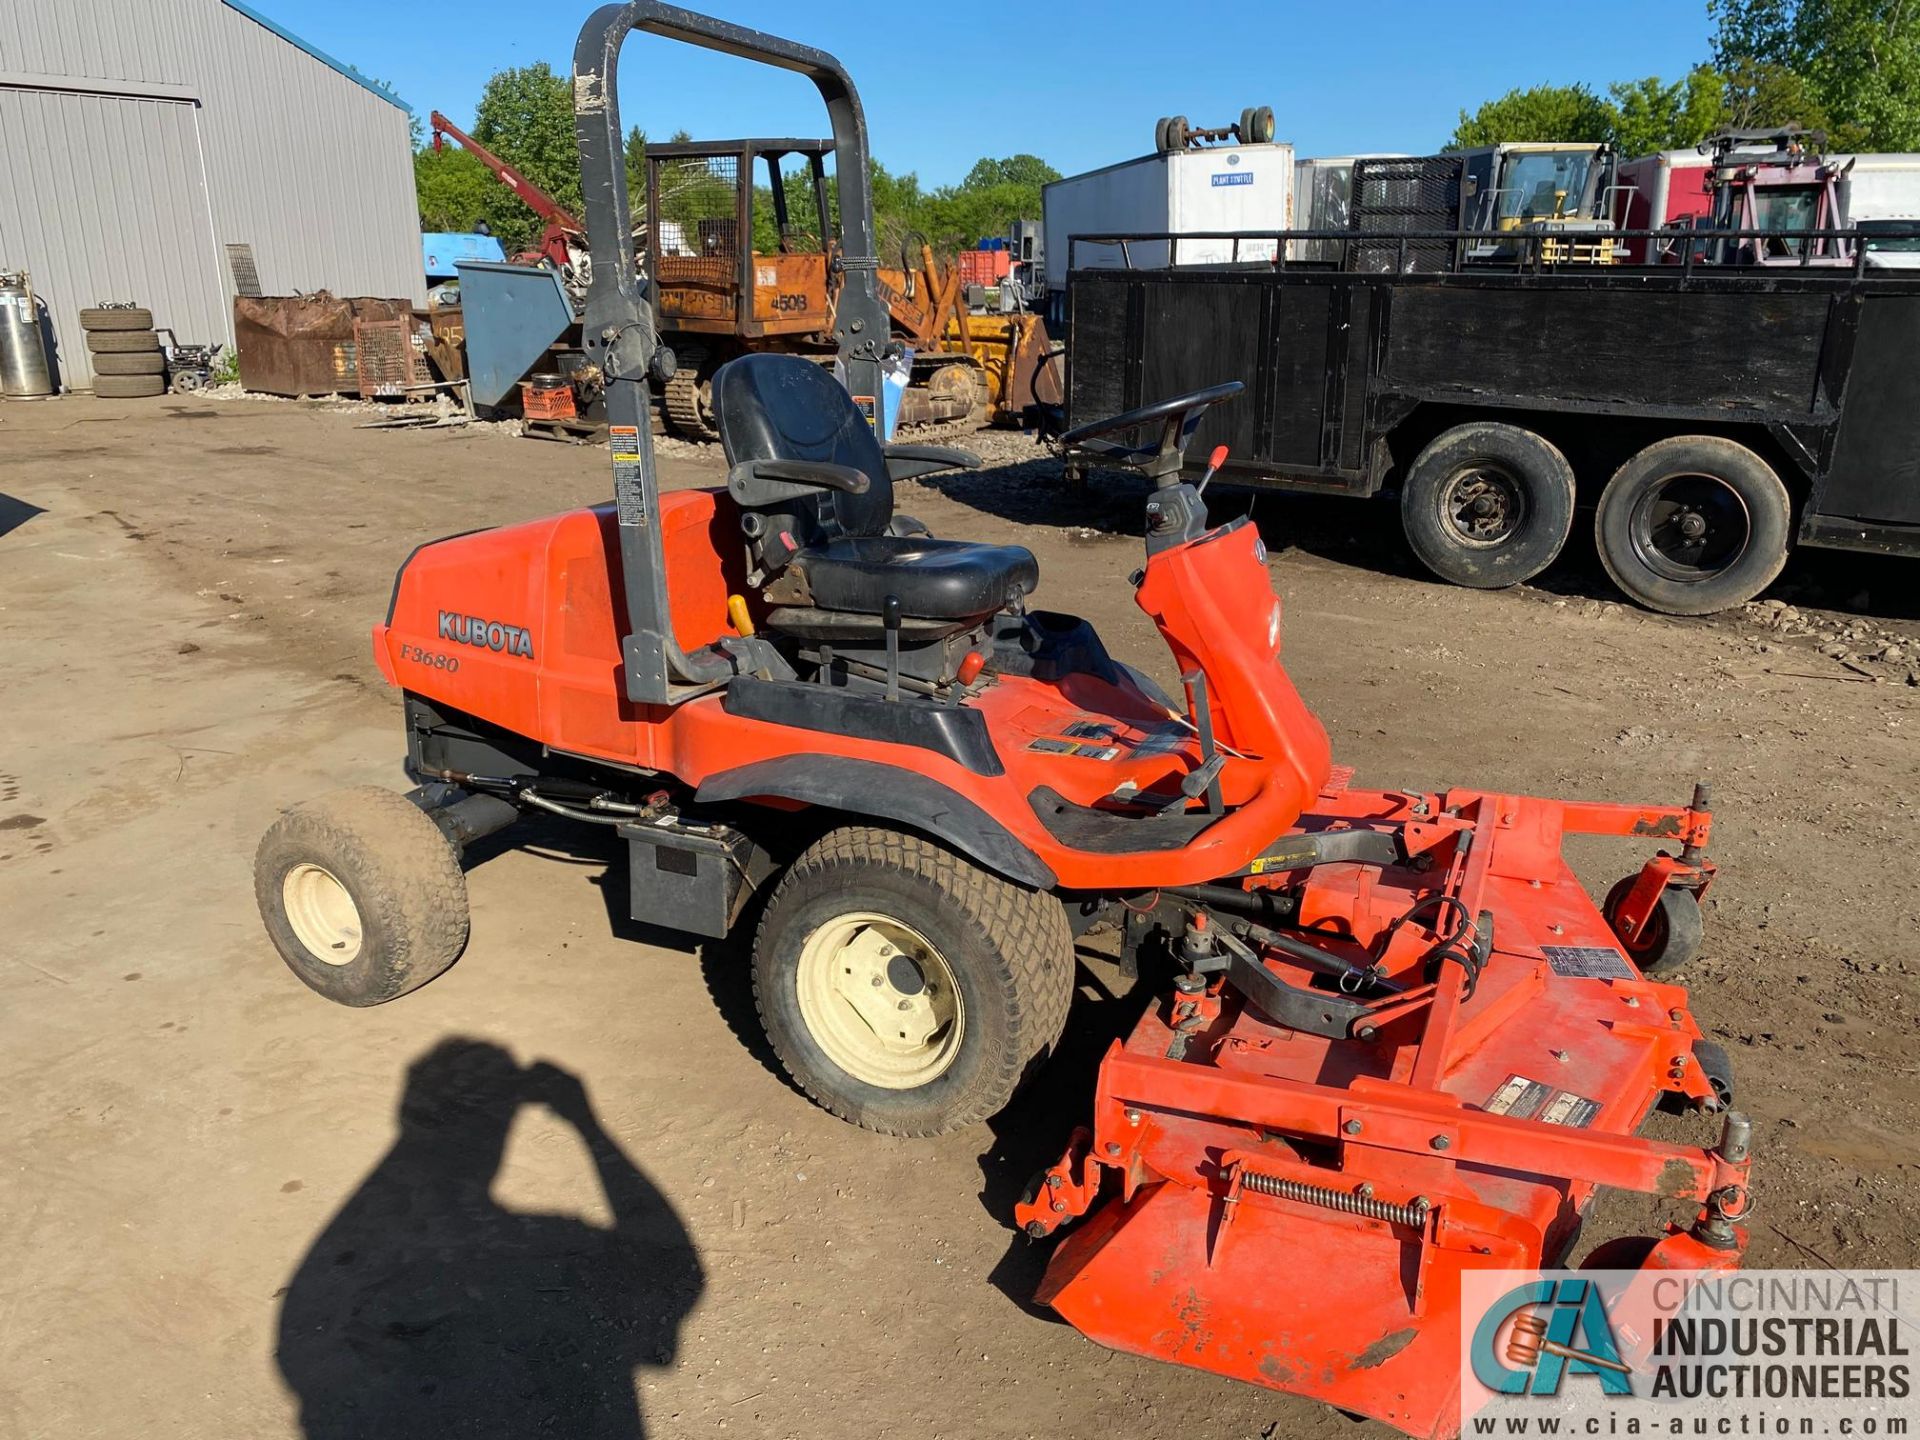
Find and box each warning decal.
[1025,715,1189,763]
[609,425,646,524]
[1483,1073,1600,1128]
[1542,945,1638,981]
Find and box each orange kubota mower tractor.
[253,6,1752,1434]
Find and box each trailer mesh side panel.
[1347,157,1463,274]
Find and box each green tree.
[1710,0,1920,148]
[465,62,584,251]
[413,145,498,233]
[1450,83,1616,148]
[1607,67,1727,154]
[1716,56,1842,139]
[960,154,1061,191]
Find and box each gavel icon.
[1506,1311,1631,1375]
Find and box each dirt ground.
[2,393,1916,1440]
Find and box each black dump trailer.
[1062,229,1920,614]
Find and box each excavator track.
[663,344,719,440]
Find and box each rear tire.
[79,306,153,331]
[255,787,470,1006]
[1594,436,1790,615]
[1400,422,1576,589]
[752,826,1074,1136]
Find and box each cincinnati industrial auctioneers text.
[1461,1269,1918,1435]
[1649,1276,1910,1403]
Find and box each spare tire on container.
[1399,421,1577,589]
[1594,436,1790,615]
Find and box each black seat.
[712,354,1037,622]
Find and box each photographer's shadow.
[276,1038,701,1439]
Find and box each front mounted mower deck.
[251,5,1752,1435]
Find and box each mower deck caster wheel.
[1603,879,1703,975]
[752,826,1075,1137]
[255,786,470,1006]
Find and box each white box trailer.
[1042,141,1295,300]
[1834,154,1920,221]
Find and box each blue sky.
[277,0,1713,185]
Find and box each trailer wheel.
[1238,105,1275,145]
[254,787,470,1006]
[1400,422,1576,588]
[1603,880,1704,976]
[1594,437,1790,615]
[752,826,1074,1137]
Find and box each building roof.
[218,0,411,113]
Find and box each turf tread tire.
[91,350,168,375]
[1400,422,1576,590]
[79,306,153,331]
[92,374,166,398]
[752,826,1073,1137]
[255,786,469,1006]
[86,328,162,353]
[1594,436,1790,616]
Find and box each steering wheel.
[1060,381,1243,476]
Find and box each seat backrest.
[712,353,892,539]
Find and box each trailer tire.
[752,826,1074,1137]
[90,350,168,376]
[255,786,470,1006]
[1400,422,1576,588]
[91,374,167,398]
[79,306,153,331]
[1594,437,1790,615]
[86,329,162,353]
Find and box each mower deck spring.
[1238,1169,1430,1228]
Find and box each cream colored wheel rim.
[795,912,963,1089]
[282,863,364,966]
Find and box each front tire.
[255,787,470,1006]
[1594,436,1790,615]
[752,827,1074,1136]
[1400,422,1576,589]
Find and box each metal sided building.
[0,0,426,391]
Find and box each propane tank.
[0,271,55,398]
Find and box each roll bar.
[572,3,891,703]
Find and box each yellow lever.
[727,594,756,637]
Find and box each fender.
[696,755,1057,890]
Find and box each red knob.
[957,651,986,685]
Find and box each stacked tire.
[81,306,166,399]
